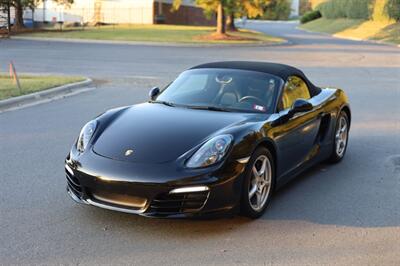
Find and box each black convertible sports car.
[65,61,351,218]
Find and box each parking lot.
[0,21,399,265]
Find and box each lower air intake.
[149,191,209,215]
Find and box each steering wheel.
[239,96,265,107]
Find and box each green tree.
[386,0,400,21]
[262,0,291,20]
[299,0,312,16]
[226,0,270,31]
[225,0,241,31]
[173,0,267,35]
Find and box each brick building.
[31,0,215,26]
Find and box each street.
[0,21,399,265]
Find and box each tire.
[328,111,349,163]
[240,147,275,219]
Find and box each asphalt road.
[0,21,399,265]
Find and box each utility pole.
[155,0,165,24]
[158,0,162,16]
[43,0,46,23]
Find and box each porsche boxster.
[65,61,351,218]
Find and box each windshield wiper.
[187,105,231,112]
[149,100,176,107]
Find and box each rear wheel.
[240,147,275,219]
[328,111,349,163]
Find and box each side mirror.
[272,99,313,127]
[149,87,160,101]
[289,99,313,115]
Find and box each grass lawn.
[371,23,400,44]
[300,18,399,45]
[21,24,285,44]
[0,74,84,100]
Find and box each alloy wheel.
[248,155,272,212]
[335,116,348,157]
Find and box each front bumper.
[65,152,248,218]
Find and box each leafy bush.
[300,0,313,16]
[385,0,400,21]
[263,0,291,20]
[346,0,372,19]
[317,0,373,19]
[300,10,322,23]
[317,0,347,19]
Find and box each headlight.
[76,120,97,153]
[186,135,233,168]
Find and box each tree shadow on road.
[261,135,400,228]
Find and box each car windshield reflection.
[156,68,283,114]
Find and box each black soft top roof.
[191,61,321,96]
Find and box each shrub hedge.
[300,10,322,23]
[262,0,292,20]
[317,0,373,19]
[385,0,400,21]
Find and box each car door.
[273,76,321,178]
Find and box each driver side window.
[281,76,311,110]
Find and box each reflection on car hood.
[93,103,258,163]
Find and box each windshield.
[155,68,283,113]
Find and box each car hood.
[93,103,259,164]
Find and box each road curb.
[11,36,289,48]
[297,26,400,48]
[242,19,299,24]
[332,34,400,48]
[0,78,93,112]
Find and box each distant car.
[65,61,351,218]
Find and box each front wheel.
[240,147,275,219]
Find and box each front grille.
[65,166,82,196]
[149,191,209,214]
